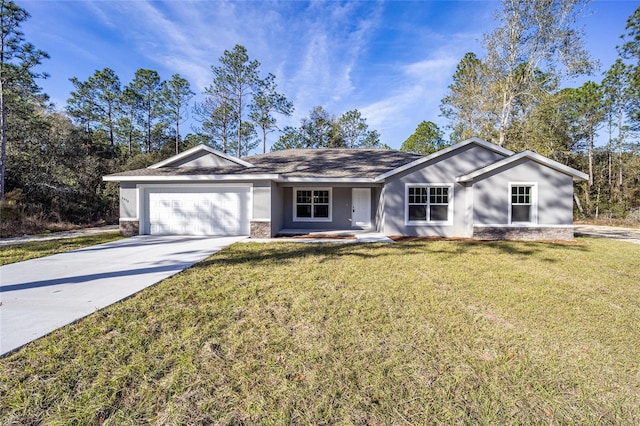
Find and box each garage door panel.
[145,188,249,236]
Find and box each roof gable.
[148,145,255,169]
[375,137,513,181]
[456,150,589,182]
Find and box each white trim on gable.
[456,150,589,183]
[148,144,255,169]
[374,137,513,182]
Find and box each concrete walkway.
[0,235,245,356]
[574,224,640,245]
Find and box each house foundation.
[250,220,272,238]
[473,226,574,241]
[119,220,140,236]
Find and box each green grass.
[0,232,125,266]
[1,237,639,424]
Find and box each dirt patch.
[576,219,640,229]
[389,235,579,245]
[275,233,357,240]
[0,219,116,238]
[389,235,473,242]
[0,225,120,246]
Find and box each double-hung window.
[406,184,453,224]
[510,183,537,224]
[294,188,331,221]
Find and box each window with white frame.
[510,184,536,223]
[406,184,453,224]
[294,188,331,221]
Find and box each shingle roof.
[244,149,424,178]
[106,149,424,179]
[106,164,248,177]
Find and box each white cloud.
[357,28,486,146]
[283,1,383,119]
[359,55,458,139]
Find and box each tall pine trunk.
[237,91,242,158]
[0,75,6,200]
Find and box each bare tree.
[484,0,595,146]
[212,45,260,157]
[161,74,194,155]
[249,73,293,153]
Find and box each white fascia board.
[148,144,255,169]
[278,177,376,183]
[456,151,589,183]
[103,174,279,182]
[374,137,513,182]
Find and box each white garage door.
[145,187,250,236]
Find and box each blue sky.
[23,0,639,153]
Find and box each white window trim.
[405,183,454,226]
[508,182,538,225]
[293,187,332,222]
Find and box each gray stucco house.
[103,137,588,240]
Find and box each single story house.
[103,137,588,241]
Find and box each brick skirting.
[473,226,574,241]
[119,220,140,236]
[250,221,272,238]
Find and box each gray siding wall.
[119,184,137,219]
[281,185,380,230]
[373,187,384,232]
[472,159,575,225]
[252,182,271,220]
[270,183,284,236]
[382,144,507,237]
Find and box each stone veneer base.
[119,220,140,236]
[250,221,272,238]
[473,226,574,241]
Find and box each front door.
[352,188,371,228]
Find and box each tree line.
[0,0,388,231]
[65,45,294,159]
[439,0,640,220]
[1,0,639,232]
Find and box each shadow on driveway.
[574,225,640,245]
[0,235,245,356]
[1,263,189,292]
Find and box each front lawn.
[1,238,639,424]
[0,232,125,266]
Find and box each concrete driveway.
[0,235,245,356]
[574,224,640,245]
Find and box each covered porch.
[249,183,385,239]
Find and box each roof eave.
[279,177,377,183]
[103,173,279,182]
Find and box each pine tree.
[0,0,48,200]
